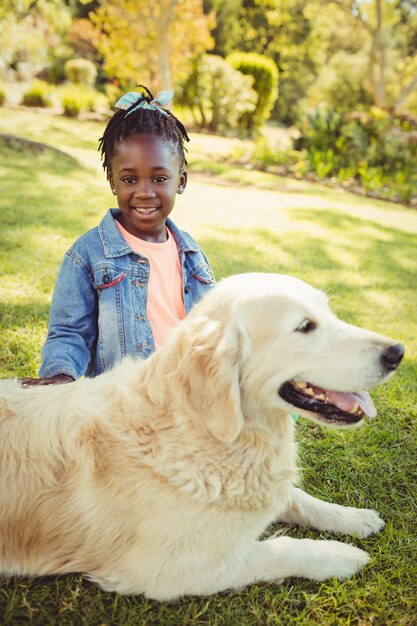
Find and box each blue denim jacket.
[40,209,215,379]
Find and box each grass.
[0,107,416,625]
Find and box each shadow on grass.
[200,210,416,292]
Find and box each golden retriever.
[0,273,404,600]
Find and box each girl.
[22,86,215,386]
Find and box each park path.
[178,132,417,236]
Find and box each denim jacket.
[40,209,215,379]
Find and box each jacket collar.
[98,209,199,258]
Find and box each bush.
[248,106,417,203]
[59,84,107,117]
[64,58,97,88]
[295,105,345,154]
[21,80,52,108]
[251,137,298,170]
[293,106,417,201]
[177,54,257,133]
[226,52,279,133]
[0,83,5,106]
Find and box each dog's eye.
[296,319,317,334]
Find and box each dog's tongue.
[325,390,377,418]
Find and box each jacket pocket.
[94,269,127,290]
[191,263,215,284]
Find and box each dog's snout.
[381,343,404,371]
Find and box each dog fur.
[0,273,403,599]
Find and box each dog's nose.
[381,343,404,371]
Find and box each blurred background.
[0,0,416,204]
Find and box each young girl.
[22,86,215,386]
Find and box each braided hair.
[99,85,190,177]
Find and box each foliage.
[204,0,319,125]
[250,136,297,169]
[244,104,417,203]
[59,84,108,117]
[21,80,53,107]
[91,0,214,93]
[0,83,5,106]
[177,54,257,132]
[227,51,278,132]
[0,0,72,81]
[293,106,417,202]
[205,0,417,122]
[295,105,344,156]
[203,0,243,56]
[307,49,373,112]
[311,0,417,112]
[2,0,417,126]
[64,58,98,88]
[67,17,102,64]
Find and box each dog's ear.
[173,315,247,443]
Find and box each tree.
[204,0,320,124]
[203,0,243,56]
[91,0,214,93]
[177,54,257,131]
[0,0,72,80]
[315,0,417,111]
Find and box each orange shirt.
[116,222,185,348]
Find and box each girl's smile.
[109,133,187,243]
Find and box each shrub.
[21,80,52,108]
[177,54,257,132]
[341,108,417,177]
[296,105,345,153]
[293,105,417,202]
[226,52,279,133]
[293,105,345,177]
[59,84,107,117]
[0,83,5,106]
[103,82,123,108]
[251,136,297,170]
[64,58,97,88]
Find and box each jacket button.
[184,285,190,293]
[103,274,111,284]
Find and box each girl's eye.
[153,176,168,183]
[296,319,317,334]
[122,177,136,184]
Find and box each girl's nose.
[135,183,156,198]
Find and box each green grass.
[0,108,416,625]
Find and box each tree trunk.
[372,0,387,108]
[156,0,178,92]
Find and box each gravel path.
[181,173,417,234]
[177,131,417,236]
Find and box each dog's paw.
[305,540,370,582]
[339,507,385,538]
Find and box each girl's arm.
[38,252,98,381]
[20,374,74,387]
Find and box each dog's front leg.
[212,536,371,591]
[277,487,384,538]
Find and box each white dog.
[0,273,404,600]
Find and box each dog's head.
[161,273,404,443]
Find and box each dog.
[0,273,404,600]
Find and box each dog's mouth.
[278,380,377,424]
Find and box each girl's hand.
[20,374,74,387]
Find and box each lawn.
[0,107,416,626]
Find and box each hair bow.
[114,90,174,117]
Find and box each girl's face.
[109,133,187,243]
